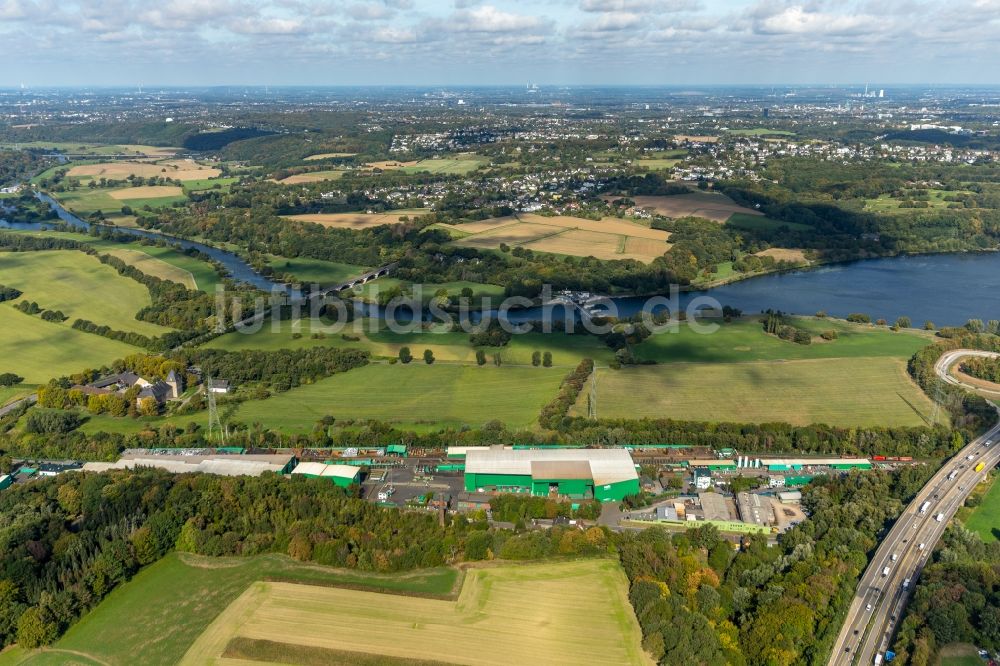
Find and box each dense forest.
[617,466,933,665]
[961,356,1000,383]
[892,525,1000,664]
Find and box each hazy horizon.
[4,0,1000,87]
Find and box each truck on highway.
[891,553,898,562]
[948,470,958,480]
[903,578,911,590]
[875,653,883,665]
[936,513,945,522]
[882,566,890,576]
[976,462,986,473]
[920,501,931,514]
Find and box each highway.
[829,418,1000,665]
[936,349,1000,396]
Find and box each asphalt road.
[829,408,1000,663]
[0,393,36,418]
[936,349,1000,396]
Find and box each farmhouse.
[88,370,183,406]
[464,448,640,502]
[207,379,231,394]
[290,462,361,487]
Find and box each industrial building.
[464,448,640,502]
[82,453,296,477]
[760,458,872,472]
[291,462,361,487]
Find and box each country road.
[0,393,36,418]
[830,349,1000,665]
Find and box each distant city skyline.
[4,1,1000,86]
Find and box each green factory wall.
[530,478,592,499]
[464,473,532,493]
[594,478,641,502]
[331,473,359,488]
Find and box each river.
[2,197,998,326]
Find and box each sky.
[2,0,999,86]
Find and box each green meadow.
[0,305,138,384]
[232,363,565,431]
[633,317,931,364]
[8,229,224,292]
[0,250,174,336]
[0,553,457,666]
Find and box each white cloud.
[753,6,879,36]
[228,16,308,34]
[448,5,547,33]
[579,0,700,13]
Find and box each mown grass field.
[938,643,984,666]
[103,248,195,289]
[233,363,566,431]
[182,176,238,192]
[8,229,225,292]
[0,305,138,384]
[203,317,615,366]
[0,250,174,336]
[179,559,647,666]
[633,318,932,363]
[53,187,187,220]
[864,189,975,214]
[0,385,34,407]
[266,255,367,285]
[962,473,1000,542]
[0,553,458,666]
[368,154,487,175]
[573,356,939,427]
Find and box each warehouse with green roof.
[464,448,640,502]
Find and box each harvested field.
[104,249,197,289]
[366,160,419,170]
[284,209,429,229]
[451,217,521,234]
[522,229,626,261]
[180,560,649,666]
[275,170,345,184]
[454,222,562,248]
[108,185,184,200]
[517,213,670,241]
[624,236,670,257]
[452,213,669,263]
[66,160,221,181]
[623,192,763,223]
[755,247,809,262]
[303,152,356,161]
